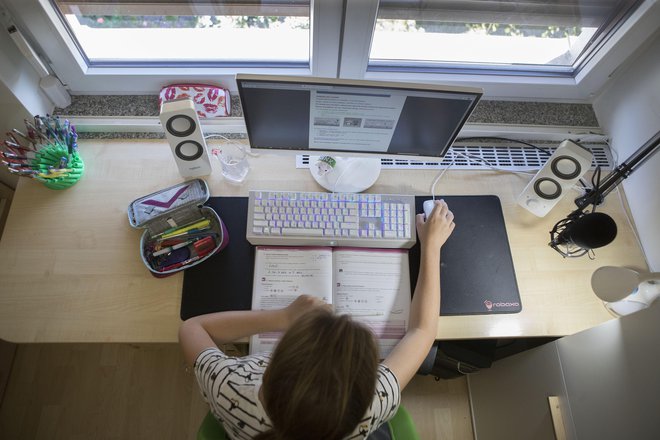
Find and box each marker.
[155,218,211,239]
[157,232,217,248]
[159,226,211,241]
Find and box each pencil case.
[158,83,231,118]
[127,179,229,277]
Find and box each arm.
[179,294,327,367]
[382,199,455,390]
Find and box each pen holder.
[34,144,84,190]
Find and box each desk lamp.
[591,266,660,316]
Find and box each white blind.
[55,1,310,17]
[377,0,635,27]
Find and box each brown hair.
[254,308,379,440]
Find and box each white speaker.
[517,140,593,217]
[160,98,212,177]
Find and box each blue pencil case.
[127,179,229,277]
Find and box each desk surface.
[0,140,648,343]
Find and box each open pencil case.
[127,179,229,277]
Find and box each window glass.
[51,0,310,66]
[370,0,642,74]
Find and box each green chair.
[197,405,420,440]
[387,405,420,440]
[197,411,228,440]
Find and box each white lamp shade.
[591,266,640,302]
[592,266,660,317]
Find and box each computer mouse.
[423,199,436,219]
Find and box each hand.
[416,199,455,252]
[283,294,330,327]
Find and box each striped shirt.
[194,348,401,440]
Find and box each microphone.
[549,211,617,257]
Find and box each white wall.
[593,32,660,271]
[0,80,29,189]
[0,22,52,117]
[0,18,55,188]
[470,300,660,440]
[557,300,660,439]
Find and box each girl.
[179,199,455,440]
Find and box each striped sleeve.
[348,363,402,438]
[193,348,272,440]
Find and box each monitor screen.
[236,75,482,158]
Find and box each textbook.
[250,246,411,357]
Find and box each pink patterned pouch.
[159,83,231,118]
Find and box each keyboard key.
[282,228,324,236]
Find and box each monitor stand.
[309,156,382,193]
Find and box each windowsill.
[54,94,600,139]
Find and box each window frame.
[340,0,660,101]
[5,0,342,93]
[4,0,660,100]
[52,0,314,69]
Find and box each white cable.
[330,159,355,193]
[615,186,645,255]
[590,138,645,260]
[454,151,537,176]
[607,136,645,258]
[457,151,592,196]
[204,134,259,157]
[430,155,456,199]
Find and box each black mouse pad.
[181,197,254,320]
[409,196,521,315]
[181,195,521,319]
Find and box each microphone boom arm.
[574,131,660,211]
[550,130,660,258]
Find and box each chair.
[197,411,228,440]
[387,405,420,440]
[196,405,420,440]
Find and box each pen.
[157,232,218,248]
[159,219,211,240]
[8,168,38,175]
[151,217,208,238]
[11,128,34,148]
[155,236,216,271]
[6,133,25,149]
[2,157,30,166]
[2,151,36,160]
[158,246,215,272]
[4,140,22,149]
[160,256,202,272]
[152,238,197,257]
[158,226,211,241]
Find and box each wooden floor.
[0,343,474,440]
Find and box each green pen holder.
[33,144,84,190]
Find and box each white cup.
[215,144,249,183]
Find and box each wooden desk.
[0,140,648,343]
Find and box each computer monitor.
[236,74,482,192]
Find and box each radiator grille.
[296,144,613,171]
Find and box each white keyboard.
[246,190,417,248]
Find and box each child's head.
[257,308,379,440]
